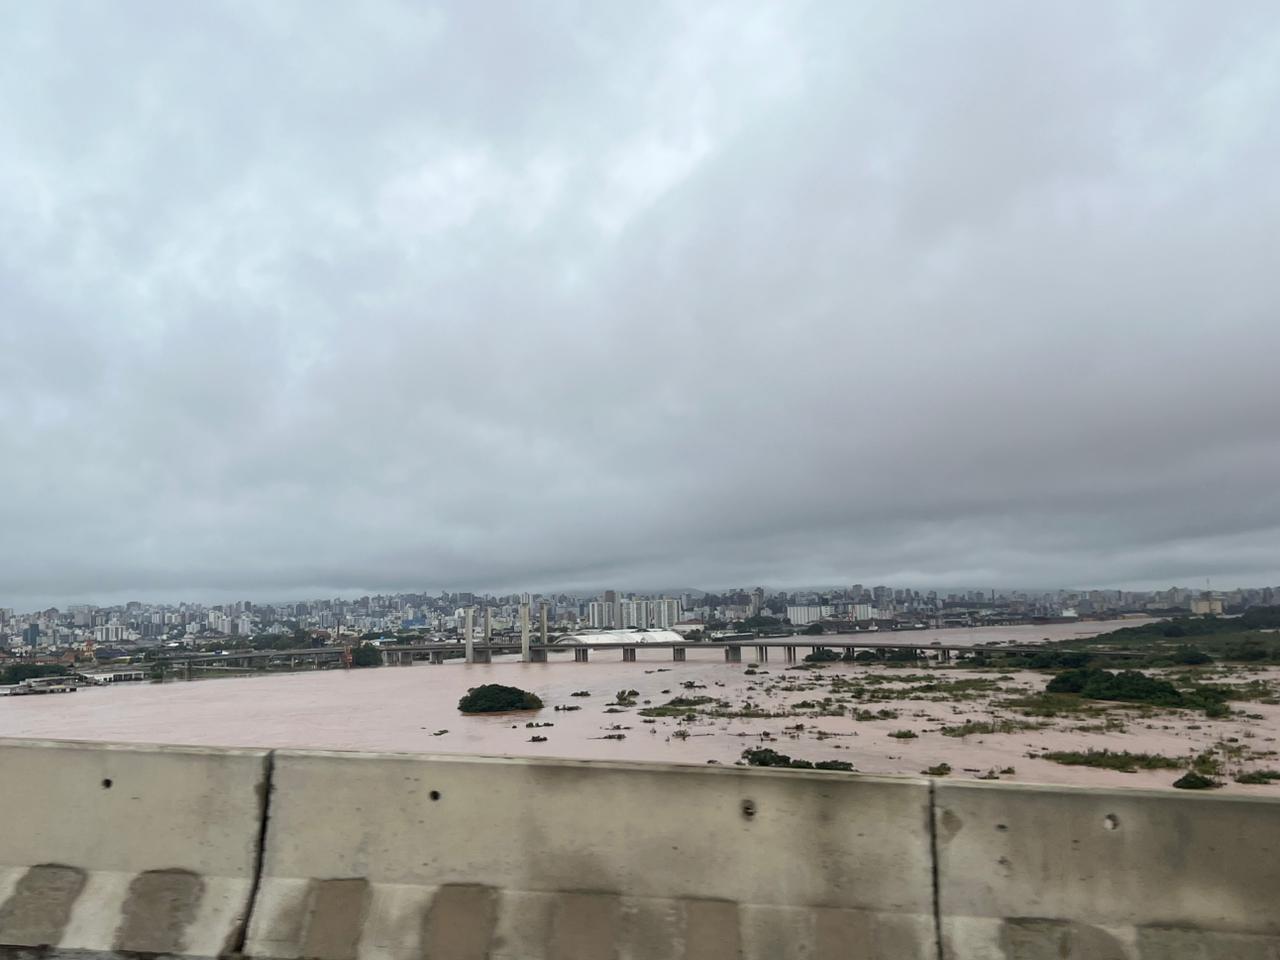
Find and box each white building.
[563,630,685,645]
[93,624,126,646]
[587,601,614,629]
[786,604,834,626]
[618,599,652,629]
[653,598,681,629]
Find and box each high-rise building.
[603,591,618,629]
[785,604,833,626]
[618,599,652,629]
[587,601,613,629]
[654,598,681,629]
[94,624,125,645]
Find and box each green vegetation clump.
[814,759,856,771]
[853,708,900,721]
[922,763,952,776]
[941,719,1044,737]
[1001,692,1106,718]
[1043,668,1229,715]
[349,643,383,667]
[995,650,1095,670]
[1031,607,1280,665]
[1040,749,1183,773]
[458,684,544,713]
[888,729,918,739]
[741,748,853,771]
[1172,771,1221,790]
[1108,607,1280,643]
[1234,770,1280,785]
[803,648,840,662]
[638,696,715,718]
[0,663,69,685]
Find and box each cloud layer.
[3,2,1279,606]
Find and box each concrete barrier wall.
[0,738,269,957]
[933,780,1280,959]
[2,738,1280,959]
[245,751,936,960]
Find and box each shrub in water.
[458,684,543,713]
[1172,771,1220,790]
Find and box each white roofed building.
[560,629,686,645]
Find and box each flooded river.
[12,617,1256,795]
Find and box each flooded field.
[8,618,1279,794]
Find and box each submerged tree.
[458,684,544,713]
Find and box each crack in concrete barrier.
[227,749,275,958]
[928,780,944,960]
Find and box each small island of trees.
[458,684,544,713]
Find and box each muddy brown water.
[14,618,1270,794]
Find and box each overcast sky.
[2,2,1279,609]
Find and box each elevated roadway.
[159,637,1138,673]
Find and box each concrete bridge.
[160,638,1134,675]
[0,737,1272,959]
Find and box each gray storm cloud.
[2,1,1279,607]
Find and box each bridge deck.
[162,637,1136,667]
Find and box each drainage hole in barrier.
[429,790,441,801]
[741,799,756,818]
[101,778,113,789]
[1103,814,1119,831]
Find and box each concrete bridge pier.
[464,607,475,665]
[530,648,547,662]
[520,602,531,662]
[754,645,768,663]
[430,650,444,665]
[672,647,687,661]
[473,648,492,664]
[784,646,797,663]
[399,651,413,666]
[622,648,637,662]
[724,646,742,663]
[574,648,590,663]
[539,602,549,645]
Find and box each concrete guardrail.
[0,738,268,957]
[1,738,1278,958]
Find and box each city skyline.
[5,577,1267,657]
[3,575,1278,620]
[2,578,1272,621]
